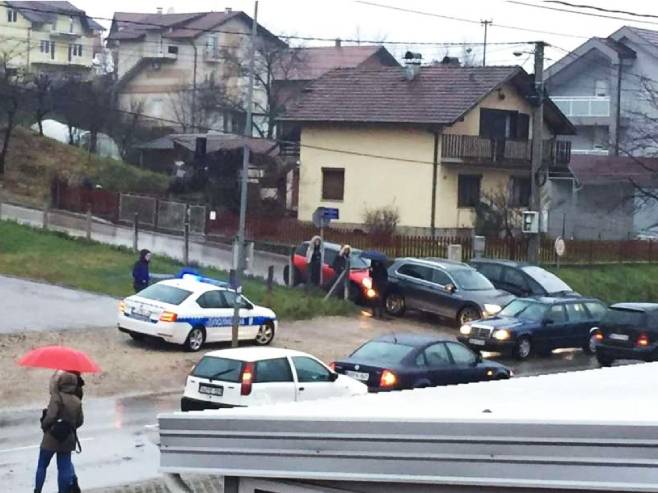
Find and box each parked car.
[332,334,511,392]
[284,241,373,301]
[385,258,514,325]
[470,259,577,298]
[117,274,277,352]
[593,303,658,366]
[181,347,368,411]
[458,297,607,360]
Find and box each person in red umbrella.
[34,371,84,493]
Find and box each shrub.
[363,205,400,238]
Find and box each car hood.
[472,316,537,330]
[250,306,277,321]
[479,359,510,371]
[462,289,515,307]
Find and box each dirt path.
[0,314,448,407]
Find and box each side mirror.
[445,283,456,294]
[329,372,339,382]
[475,352,483,364]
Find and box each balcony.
[551,96,610,118]
[441,134,571,170]
[204,48,221,62]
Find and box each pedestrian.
[331,244,352,279]
[35,371,84,493]
[370,259,389,319]
[305,236,323,287]
[132,249,151,293]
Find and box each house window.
[71,44,82,56]
[480,108,529,140]
[321,168,344,201]
[50,41,55,60]
[69,16,74,33]
[457,175,481,208]
[167,45,179,55]
[40,40,50,54]
[510,176,531,207]
[7,9,17,23]
[594,79,609,97]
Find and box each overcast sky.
[73,0,658,69]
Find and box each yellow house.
[0,1,102,74]
[281,63,575,235]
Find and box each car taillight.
[379,370,397,388]
[241,362,254,395]
[637,333,650,347]
[159,311,178,322]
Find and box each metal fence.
[117,194,206,234]
[119,194,156,227]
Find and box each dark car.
[385,258,515,325]
[470,259,577,298]
[332,334,511,392]
[594,303,658,366]
[458,297,607,360]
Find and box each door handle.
[299,387,305,391]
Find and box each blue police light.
[176,268,229,288]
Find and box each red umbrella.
[19,346,101,373]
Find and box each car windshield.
[499,299,547,321]
[192,357,243,382]
[137,284,192,305]
[451,269,494,291]
[601,308,646,327]
[350,341,414,365]
[349,250,370,269]
[521,266,571,293]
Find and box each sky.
[72,0,658,69]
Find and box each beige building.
[0,1,102,74]
[106,8,284,134]
[281,63,574,235]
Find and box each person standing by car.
[332,244,352,279]
[35,371,84,493]
[132,249,151,293]
[305,236,322,287]
[370,259,389,318]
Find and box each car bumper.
[180,397,245,412]
[458,336,516,353]
[596,343,658,362]
[117,314,188,345]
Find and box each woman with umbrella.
[361,251,389,319]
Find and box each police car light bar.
[177,268,229,288]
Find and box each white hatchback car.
[117,275,277,351]
[181,347,368,411]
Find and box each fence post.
[86,204,92,241]
[650,240,653,263]
[154,199,159,232]
[344,257,351,301]
[42,201,49,230]
[265,265,274,306]
[288,246,295,288]
[133,212,139,252]
[183,204,190,265]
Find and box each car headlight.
[460,324,472,335]
[484,304,501,316]
[492,329,511,341]
[118,301,126,314]
[362,278,373,290]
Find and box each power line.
[508,1,658,27]
[544,1,658,21]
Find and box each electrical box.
[447,244,462,262]
[522,211,539,234]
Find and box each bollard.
[288,246,295,288]
[265,265,274,306]
[42,202,49,230]
[183,204,190,265]
[85,206,92,241]
[133,212,139,252]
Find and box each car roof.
[519,296,601,305]
[609,302,658,312]
[157,277,227,294]
[372,333,451,347]
[470,258,527,268]
[201,347,311,361]
[397,257,470,270]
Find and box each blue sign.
[322,207,340,220]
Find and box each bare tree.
[30,73,54,136]
[474,187,523,238]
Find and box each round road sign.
[555,237,566,257]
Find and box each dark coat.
[132,249,150,291]
[41,372,84,453]
[371,261,389,292]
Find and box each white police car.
[117,274,277,351]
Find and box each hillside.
[1,127,169,205]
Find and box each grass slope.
[0,221,356,320]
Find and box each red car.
[284,241,374,302]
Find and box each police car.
[117,274,277,352]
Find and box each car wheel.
[457,306,481,326]
[129,332,144,341]
[254,322,275,346]
[385,291,406,316]
[184,326,206,352]
[583,334,598,355]
[514,336,532,360]
[596,354,614,367]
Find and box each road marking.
[0,437,94,454]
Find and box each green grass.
[549,264,658,304]
[0,221,356,320]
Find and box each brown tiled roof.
[281,65,525,125]
[6,1,103,31]
[164,11,238,39]
[570,155,658,186]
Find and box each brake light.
[637,333,650,347]
[379,370,397,388]
[159,311,178,322]
[329,362,336,371]
[241,362,254,395]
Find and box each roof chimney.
[403,51,422,80]
[225,7,233,14]
[335,38,342,48]
[156,7,163,15]
[440,56,461,66]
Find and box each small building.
[280,62,574,235]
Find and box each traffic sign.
[555,237,566,257]
[312,207,339,228]
[322,207,339,220]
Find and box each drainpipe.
[26,27,31,69]
[187,40,198,132]
[614,59,623,156]
[431,130,440,239]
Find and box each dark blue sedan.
[332,334,511,392]
[457,297,607,360]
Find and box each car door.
[322,247,338,286]
[394,263,433,311]
[475,263,504,291]
[501,267,530,297]
[252,357,296,404]
[416,343,458,386]
[220,290,257,340]
[564,302,593,348]
[537,303,569,350]
[444,342,483,384]
[427,268,460,318]
[195,290,233,342]
[290,356,339,402]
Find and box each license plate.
[469,338,486,346]
[610,333,629,341]
[198,383,224,396]
[346,370,369,382]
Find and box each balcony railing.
[279,141,300,160]
[441,134,571,169]
[551,96,610,117]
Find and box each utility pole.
[231,1,258,348]
[528,41,545,264]
[190,41,198,132]
[481,19,493,67]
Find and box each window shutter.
[321,168,344,201]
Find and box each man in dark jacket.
[370,260,389,318]
[132,249,151,292]
[35,371,84,493]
